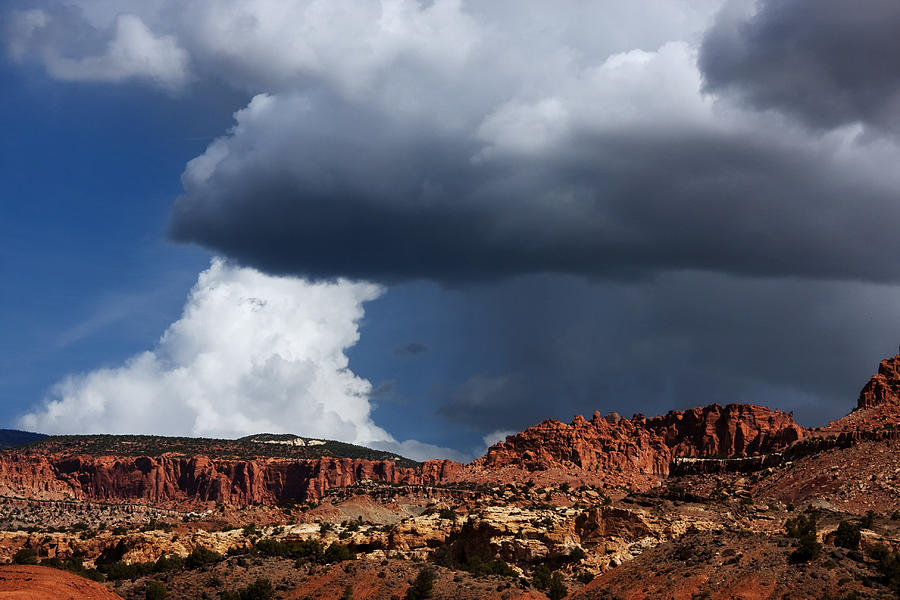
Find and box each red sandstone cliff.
[475,403,805,479]
[0,453,464,506]
[0,403,805,504]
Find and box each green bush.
[405,568,435,600]
[567,547,586,562]
[532,565,552,590]
[221,578,274,600]
[154,554,184,572]
[39,556,104,582]
[323,543,353,563]
[789,533,821,564]
[867,543,900,596]
[256,537,324,562]
[438,508,457,521]
[785,513,820,564]
[785,513,817,538]
[548,572,568,600]
[12,548,38,565]
[184,546,221,569]
[576,571,595,584]
[99,560,150,580]
[145,581,167,600]
[834,521,861,549]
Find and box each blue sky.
[4,1,900,460]
[0,59,504,454]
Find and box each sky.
[3,0,900,461]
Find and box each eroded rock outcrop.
[857,350,900,410]
[476,403,805,480]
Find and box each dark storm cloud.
[168,91,900,284]
[13,0,900,455]
[700,0,900,132]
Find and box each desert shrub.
[405,568,435,600]
[345,520,361,532]
[567,547,586,562]
[834,521,862,549]
[254,538,289,556]
[532,565,552,590]
[145,581,167,600]
[153,554,184,572]
[323,543,354,563]
[184,546,221,569]
[547,572,568,600]
[438,508,457,521]
[99,561,150,580]
[789,533,821,564]
[257,537,324,563]
[861,510,877,529]
[39,556,104,581]
[785,513,820,564]
[12,548,38,565]
[866,543,900,596]
[461,556,516,577]
[221,578,274,600]
[576,571,595,584]
[785,513,817,538]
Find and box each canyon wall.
[0,453,464,505]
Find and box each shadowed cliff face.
[477,403,805,477]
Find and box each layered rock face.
[477,403,805,478]
[857,351,900,410]
[0,453,462,505]
[0,403,805,504]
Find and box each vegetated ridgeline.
[2,351,899,508]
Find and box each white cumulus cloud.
[19,259,457,461]
[9,11,190,90]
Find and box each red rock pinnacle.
[857,350,900,410]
